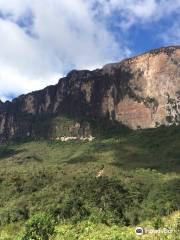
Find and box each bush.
[153,216,164,229]
[140,178,180,219]
[21,213,55,240]
[59,176,132,225]
[0,206,29,226]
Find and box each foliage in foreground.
[0,211,178,240]
[20,213,55,240]
[53,211,180,240]
[0,124,180,239]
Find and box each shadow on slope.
[3,112,180,174]
[8,113,131,143]
[102,125,180,173]
[0,146,23,160]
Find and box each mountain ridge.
[0,45,180,142]
[2,45,180,104]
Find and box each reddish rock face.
[0,46,180,141]
[101,46,180,128]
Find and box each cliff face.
[0,46,180,141]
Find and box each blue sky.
[0,0,179,101]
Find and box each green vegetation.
[0,122,180,239]
[21,213,55,240]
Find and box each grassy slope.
[0,124,180,239]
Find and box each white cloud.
[0,0,127,101]
[93,0,180,29]
[0,0,179,101]
[161,22,180,45]
[0,63,60,101]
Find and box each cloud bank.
[0,0,179,101]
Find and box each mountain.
[0,46,180,239]
[0,46,180,142]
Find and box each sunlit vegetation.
[0,123,180,239]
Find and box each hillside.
[0,123,179,239]
[0,46,180,239]
[0,46,180,143]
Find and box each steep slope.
[0,46,180,141]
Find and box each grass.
[0,123,179,239]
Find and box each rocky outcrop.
[0,46,180,141]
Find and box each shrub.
[141,178,180,219]
[153,216,164,229]
[62,176,131,225]
[21,213,55,240]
